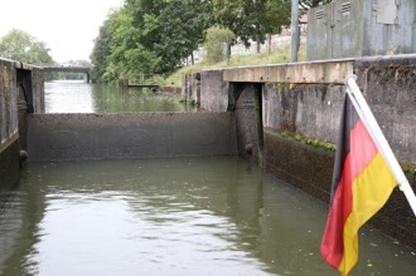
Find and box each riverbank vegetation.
[0,29,53,65]
[91,0,330,83]
[91,0,293,83]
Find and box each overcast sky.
[0,0,124,63]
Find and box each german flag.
[320,94,397,275]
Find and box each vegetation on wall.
[279,130,336,152]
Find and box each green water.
[45,80,194,113]
[0,157,415,275]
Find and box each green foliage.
[213,0,291,48]
[203,26,235,64]
[91,0,214,82]
[91,0,293,82]
[401,161,416,174]
[0,29,53,65]
[280,130,336,152]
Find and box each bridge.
[43,66,92,82]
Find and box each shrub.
[203,26,235,64]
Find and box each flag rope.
[345,75,416,216]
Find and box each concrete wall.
[0,59,19,187]
[191,54,416,247]
[182,73,201,105]
[28,113,237,161]
[0,58,44,187]
[31,68,45,113]
[0,59,18,147]
[261,56,416,163]
[200,70,229,112]
[264,130,416,249]
[263,84,344,143]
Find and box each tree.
[213,0,291,53]
[91,0,215,82]
[90,10,116,82]
[0,29,53,65]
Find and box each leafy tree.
[151,0,214,71]
[0,29,53,65]
[90,10,116,82]
[91,0,214,82]
[213,0,291,53]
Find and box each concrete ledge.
[28,112,237,161]
[264,129,416,249]
[222,59,354,84]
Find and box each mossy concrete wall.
[264,129,416,249]
[189,54,416,247]
[0,58,44,188]
[0,59,19,188]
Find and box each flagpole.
[345,75,416,216]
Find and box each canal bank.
[182,54,416,249]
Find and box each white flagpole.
[345,75,416,216]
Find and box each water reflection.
[0,157,415,275]
[45,80,194,113]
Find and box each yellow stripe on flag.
[339,153,397,275]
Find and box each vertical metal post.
[291,0,300,62]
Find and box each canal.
[45,80,195,113]
[0,81,415,275]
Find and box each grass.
[163,44,306,87]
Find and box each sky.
[0,0,124,63]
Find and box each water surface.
[0,157,415,275]
[45,80,193,113]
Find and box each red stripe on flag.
[321,120,378,268]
